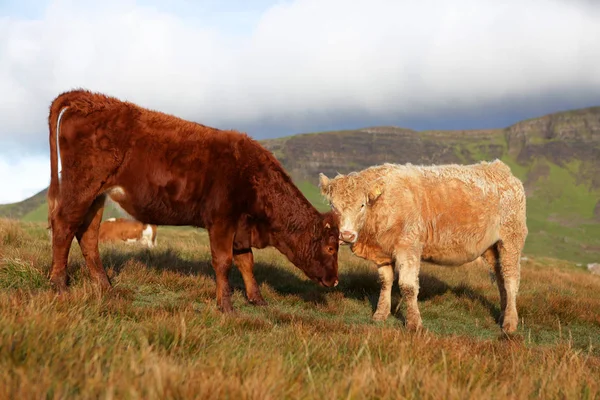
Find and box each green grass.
[527,159,597,219]
[494,154,600,263]
[500,155,529,181]
[1,219,599,399]
[452,134,507,163]
[22,203,48,222]
[0,189,48,219]
[295,180,330,212]
[0,257,49,290]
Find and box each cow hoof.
[501,318,518,334]
[372,312,389,322]
[50,278,68,294]
[405,319,423,332]
[217,300,234,314]
[93,277,112,293]
[248,297,268,306]
[100,282,113,293]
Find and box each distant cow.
[47,89,339,312]
[319,160,527,333]
[99,218,157,248]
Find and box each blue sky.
[0,0,599,203]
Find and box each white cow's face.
[330,196,367,244]
[318,173,384,245]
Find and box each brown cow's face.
[305,213,340,288]
[318,173,383,245]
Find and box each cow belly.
[419,209,501,265]
[421,229,499,266]
[107,186,202,226]
[421,245,485,266]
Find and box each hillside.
[0,188,48,220]
[0,192,139,224]
[264,107,600,185]
[1,219,599,398]
[259,107,600,263]
[1,106,599,262]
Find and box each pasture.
[1,218,599,399]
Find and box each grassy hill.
[259,107,600,263]
[1,218,599,398]
[0,188,48,220]
[0,193,148,225]
[1,106,599,262]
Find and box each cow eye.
[360,203,365,209]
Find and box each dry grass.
[1,218,599,399]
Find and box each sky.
[0,0,599,204]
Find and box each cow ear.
[318,173,330,196]
[367,180,384,205]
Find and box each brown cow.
[99,218,157,248]
[319,160,527,333]
[47,89,339,312]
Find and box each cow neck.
[265,174,321,265]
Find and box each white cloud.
[0,0,599,203]
[0,154,49,204]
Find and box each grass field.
[1,218,600,399]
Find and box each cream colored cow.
[319,159,528,333]
[99,218,158,249]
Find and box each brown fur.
[319,160,528,333]
[47,89,339,312]
[98,218,157,248]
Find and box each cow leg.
[482,244,507,321]
[49,220,77,293]
[208,224,235,313]
[496,239,523,333]
[75,194,111,291]
[49,197,97,292]
[373,263,394,321]
[233,249,267,306]
[396,250,422,331]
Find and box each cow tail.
[47,98,70,230]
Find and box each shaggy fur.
[98,218,157,249]
[47,89,339,312]
[319,160,528,333]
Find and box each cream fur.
[319,159,528,333]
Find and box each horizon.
[2,101,598,206]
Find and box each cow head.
[319,172,384,244]
[304,211,340,288]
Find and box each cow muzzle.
[314,276,339,288]
[340,230,357,244]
